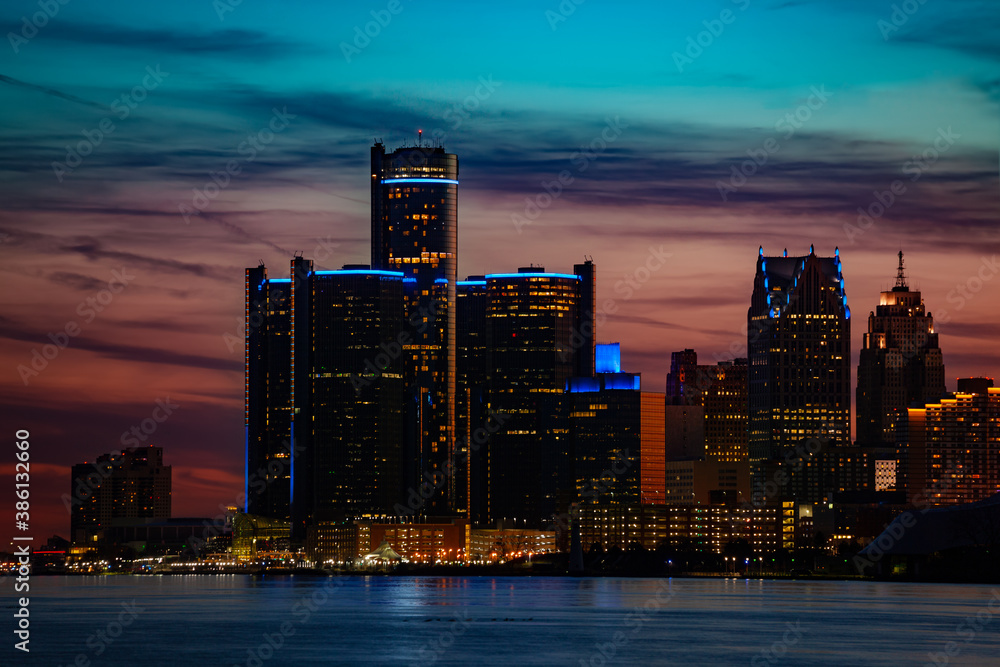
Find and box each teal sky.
[1,0,997,539]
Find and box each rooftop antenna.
[895,250,907,289]
[418,129,422,146]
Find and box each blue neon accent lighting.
[596,343,621,373]
[845,305,851,319]
[289,421,294,506]
[434,278,449,284]
[270,278,291,283]
[381,178,459,185]
[604,374,641,391]
[314,270,404,277]
[486,273,581,281]
[458,280,487,287]
[567,377,601,393]
[403,277,416,283]
[764,277,769,290]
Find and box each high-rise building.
[481,265,595,527]
[70,446,171,545]
[456,276,489,522]
[899,378,1000,506]
[371,141,459,514]
[747,246,851,502]
[566,344,662,508]
[857,252,946,447]
[304,267,407,523]
[666,349,748,463]
[244,265,292,520]
[247,259,409,536]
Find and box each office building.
[482,265,595,527]
[747,246,851,502]
[666,350,748,462]
[857,251,946,447]
[70,445,171,545]
[371,141,459,515]
[900,378,1000,506]
[244,264,292,520]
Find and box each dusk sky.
[2,0,998,541]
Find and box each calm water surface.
[2,576,999,665]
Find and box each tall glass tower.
[371,141,458,513]
[747,245,851,501]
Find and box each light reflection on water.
[4,576,999,665]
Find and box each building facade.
[857,252,945,447]
[747,246,851,502]
[70,446,171,545]
[371,142,459,515]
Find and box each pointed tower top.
[895,250,907,289]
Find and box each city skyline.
[3,0,999,543]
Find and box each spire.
[895,250,907,289]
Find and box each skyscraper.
[481,265,596,526]
[244,265,292,520]
[247,258,409,536]
[305,267,407,523]
[857,252,946,447]
[747,246,851,500]
[371,141,458,514]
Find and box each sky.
[1,0,998,543]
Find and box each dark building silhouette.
[567,344,665,508]
[70,446,171,545]
[747,246,851,502]
[244,265,292,520]
[305,268,406,524]
[461,265,595,527]
[456,277,489,522]
[247,260,409,537]
[371,141,458,514]
[857,251,945,447]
